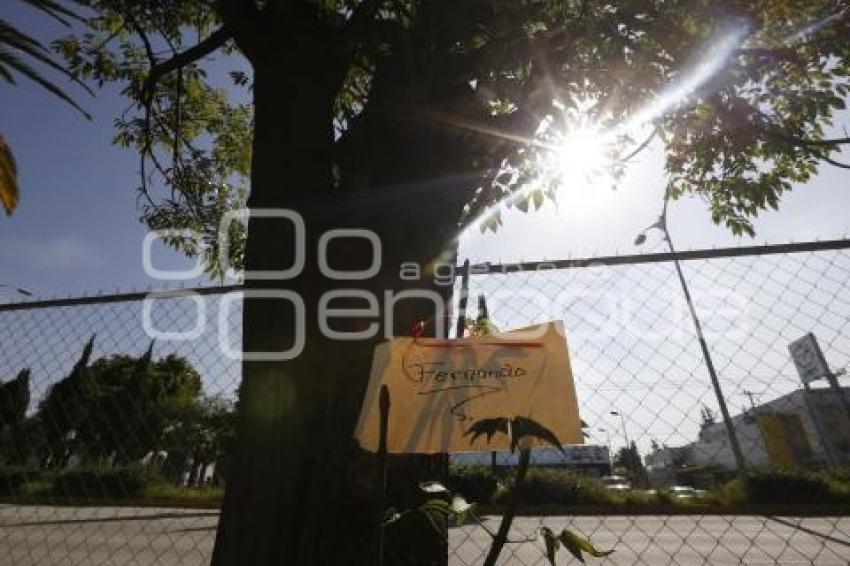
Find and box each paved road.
[1,505,849,565]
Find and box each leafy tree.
[80,345,203,464]
[51,1,850,563]
[161,395,236,486]
[1,0,91,215]
[37,335,95,468]
[0,368,30,428]
[614,441,648,487]
[469,293,499,337]
[36,336,204,468]
[0,368,32,465]
[0,414,48,466]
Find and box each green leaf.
[21,0,85,26]
[558,529,614,562]
[417,499,452,536]
[449,495,475,525]
[559,529,585,563]
[532,189,544,209]
[0,134,19,215]
[516,199,529,213]
[540,526,561,566]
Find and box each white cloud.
[0,236,106,270]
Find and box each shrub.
[826,479,850,504]
[447,465,500,503]
[621,490,652,506]
[823,466,850,484]
[495,468,611,506]
[653,489,674,505]
[53,465,160,498]
[0,466,41,496]
[742,468,833,505]
[713,478,747,505]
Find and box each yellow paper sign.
[354,321,583,454]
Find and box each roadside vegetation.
[0,337,234,506]
[447,465,850,510]
[2,462,848,510]
[0,464,222,506]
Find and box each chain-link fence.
[1,240,849,565]
[448,239,850,565]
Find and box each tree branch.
[482,448,531,566]
[215,0,260,58]
[734,47,801,63]
[821,154,850,169]
[783,134,850,169]
[619,128,658,163]
[125,12,157,68]
[797,136,850,147]
[141,26,232,103]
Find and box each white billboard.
[788,333,829,384]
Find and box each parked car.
[600,475,632,492]
[668,485,699,499]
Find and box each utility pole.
[635,189,748,474]
[610,410,630,447]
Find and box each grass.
[1,480,223,508]
[0,465,223,507]
[142,482,223,503]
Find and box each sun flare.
[544,125,611,188]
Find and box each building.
[451,443,611,477]
[645,445,693,486]
[645,387,850,486]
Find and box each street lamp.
[609,410,630,448]
[635,188,747,474]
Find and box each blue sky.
[1,3,848,300]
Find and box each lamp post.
[635,189,747,474]
[609,410,630,448]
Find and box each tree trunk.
[212,56,471,564]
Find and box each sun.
[542,125,611,189]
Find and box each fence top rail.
[0,284,244,313]
[459,238,850,276]
[1,239,848,312]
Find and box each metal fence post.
[668,246,748,473]
[377,385,390,566]
[638,189,749,474]
[801,380,840,469]
[455,259,471,339]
